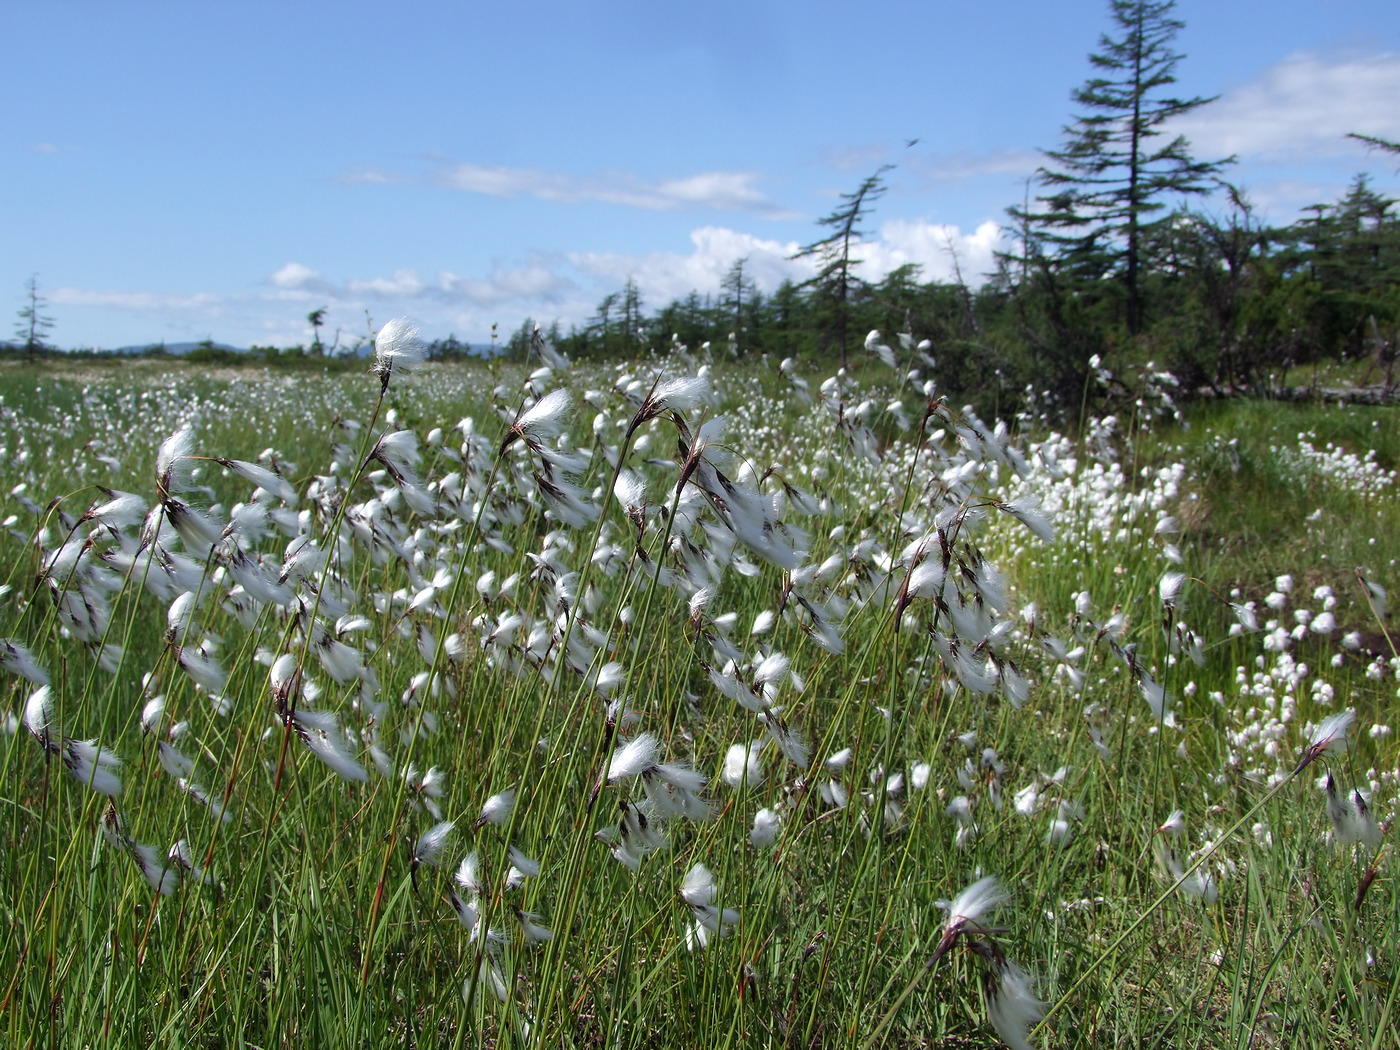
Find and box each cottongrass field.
[1,328,1398,1049]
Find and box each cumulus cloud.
[438,263,574,307]
[568,226,809,306]
[55,217,1009,350]
[860,219,1008,285]
[258,221,1006,338]
[347,159,796,217]
[1172,50,1400,160]
[567,220,1008,314]
[269,262,326,291]
[346,269,426,298]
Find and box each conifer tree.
[14,275,54,356]
[792,165,891,367]
[1014,0,1232,335]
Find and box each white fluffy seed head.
[941,874,1007,932]
[606,732,659,782]
[413,821,455,868]
[479,789,516,826]
[373,317,427,383]
[680,862,717,907]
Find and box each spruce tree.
[14,275,54,356]
[1015,0,1232,335]
[792,165,891,367]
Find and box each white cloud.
[438,263,574,307]
[264,258,577,310]
[1172,51,1400,160]
[568,226,810,307]
[270,262,325,290]
[859,220,1008,285]
[566,220,1009,313]
[260,221,1007,341]
[336,168,409,185]
[52,218,1010,351]
[345,159,797,217]
[346,269,426,297]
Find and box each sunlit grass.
[0,341,1397,1049]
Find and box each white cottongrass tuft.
[987,962,1045,1050]
[1357,570,1388,617]
[216,458,297,504]
[270,654,301,705]
[940,875,1007,935]
[0,640,49,685]
[630,375,712,431]
[1299,709,1356,771]
[606,732,660,782]
[63,739,123,796]
[680,862,738,950]
[999,496,1056,544]
[750,807,782,849]
[412,821,455,871]
[455,851,486,897]
[477,789,516,828]
[167,591,198,643]
[1138,676,1175,727]
[648,375,711,415]
[24,685,57,751]
[297,720,369,782]
[503,389,572,452]
[1230,603,1258,631]
[722,740,764,789]
[87,490,149,530]
[372,317,427,387]
[177,649,228,694]
[155,424,197,496]
[131,842,180,896]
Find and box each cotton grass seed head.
[412,820,455,873]
[1,640,49,686]
[372,317,427,390]
[476,789,516,829]
[940,875,1007,937]
[501,388,572,456]
[1298,709,1356,772]
[987,961,1044,1050]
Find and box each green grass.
[0,349,1397,1049]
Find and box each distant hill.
[111,341,249,357]
[102,340,494,359]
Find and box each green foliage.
[0,356,1396,1049]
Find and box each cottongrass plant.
[0,325,1397,1048]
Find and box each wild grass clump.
[0,331,1397,1049]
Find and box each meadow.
[1,330,1397,1049]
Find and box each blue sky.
[5,0,1399,351]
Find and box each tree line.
[513,0,1399,411]
[9,1,1396,415]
